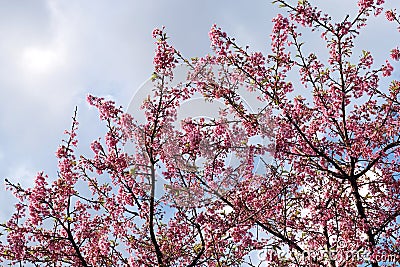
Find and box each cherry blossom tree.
[1,0,400,266]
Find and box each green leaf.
[193,243,203,253]
[362,50,368,57]
[129,167,137,176]
[150,73,158,81]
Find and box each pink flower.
[152,27,163,38]
[152,27,176,73]
[272,14,289,35]
[209,24,230,57]
[56,145,68,158]
[385,10,395,21]
[391,47,400,61]
[382,60,394,76]
[87,94,121,121]
[358,0,373,9]
[90,140,103,154]
[3,2,400,266]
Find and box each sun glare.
[22,47,60,73]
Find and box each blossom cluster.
[1,0,400,266]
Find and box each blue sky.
[0,0,398,223]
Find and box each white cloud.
[6,164,37,188]
[21,46,65,74]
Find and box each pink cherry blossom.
[1,1,400,266]
[385,10,395,21]
[391,47,400,61]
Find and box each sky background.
[0,0,398,222]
